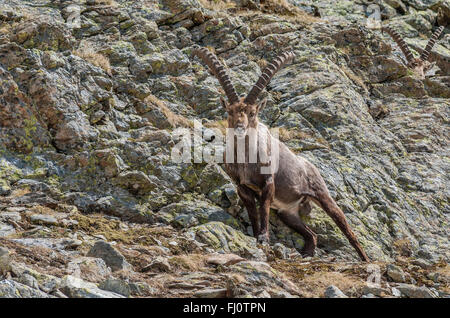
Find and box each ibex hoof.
[301,247,315,258]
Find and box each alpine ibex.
[193,47,369,261]
[382,26,445,79]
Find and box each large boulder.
[87,241,132,272]
[0,280,53,298]
[187,222,265,260]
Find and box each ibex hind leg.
[277,209,317,257]
[298,201,312,217]
[314,192,369,262]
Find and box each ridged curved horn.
[192,47,239,105]
[244,51,295,105]
[420,26,445,62]
[382,26,414,63]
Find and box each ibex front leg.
[258,177,275,244]
[237,185,260,237]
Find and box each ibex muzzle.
[193,47,369,261]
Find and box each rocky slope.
[0,0,449,298]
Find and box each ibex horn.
[244,51,295,105]
[192,47,239,105]
[420,26,445,62]
[382,26,414,63]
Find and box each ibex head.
[193,47,295,137]
[382,26,445,79]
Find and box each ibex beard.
[193,47,370,262]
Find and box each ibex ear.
[256,98,267,113]
[220,96,229,111]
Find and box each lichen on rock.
[0,0,448,299]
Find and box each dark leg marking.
[237,185,260,238]
[258,178,275,243]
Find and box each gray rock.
[427,272,448,284]
[194,288,228,298]
[362,285,390,297]
[0,247,11,274]
[59,275,125,298]
[411,259,433,270]
[187,222,265,261]
[273,243,290,260]
[0,222,15,237]
[67,257,112,282]
[0,212,21,223]
[391,287,402,297]
[158,200,240,230]
[129,282,155,296]
[228,261,300,297]
[324,285,348,298]
[386,264,406,283]
[99,278,131,297]
[87,241,132,272]
[0,279,52,298]
[8,262,61,294]
[17,273,39,290]
[12,19,75,51]
[395,283,438,298]
[206,253,245,266]
[12,238,82,251]
[0,185,11,196]
[255,290,272,298]
[142,257,171,272]
[416,248,436,261]
[52,290,68,298]
[114,171,157,194]
[30,214,59,226]
[270,290,295,298]
[5,207,26,213]
[0,247,8,258]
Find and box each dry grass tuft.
[198,0,320,25]
[261,0,312,18]
[28,205,57,215]
[257,58,268,69]
[95,0,119,6]
[144,95,193,128]
[276,127,322,143]
[205,46,217,54]
[9,187,31,198]
[341,66,369,92]
[198,0,236,10]
[0,23,11,36]
[73,213,175,246]
[271,260,367,297]
[204,119,228,135]
[73,41,112,75]
[435,264,450,293]
[392,239,413,257]
[168,254,207,272]
[300,271,365,297]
